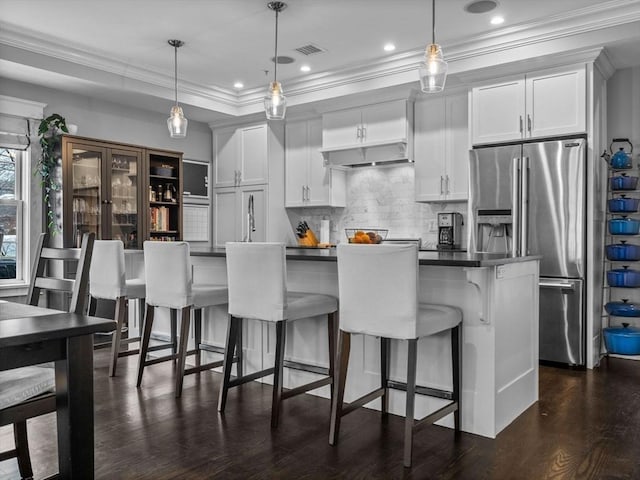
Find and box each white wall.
[607,66,640,153]
[0,79,212,162]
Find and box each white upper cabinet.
[471,65,586,145]
[214,124,268,187]
[415,91,469,203]
[322,99,411,150]
[285,118,345,207]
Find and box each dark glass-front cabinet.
[60,136,182,248]
[146,150,183,242]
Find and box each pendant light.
[418,0,448,93]
[167,39,188,138]
[264,2,287,120]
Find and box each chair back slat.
[26,233,95,314]
[40,247,82,260]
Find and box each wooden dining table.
[0,300,116,479]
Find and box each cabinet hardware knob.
[527,115,532,133]
[519,116,523,134]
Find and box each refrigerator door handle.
[539,281,576,291]
[521,156,530,256]
[511,157,521,257]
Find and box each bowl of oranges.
[345,228,388,244]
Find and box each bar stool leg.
[271,320,287,428]
[13,421,33,479]
[236,318,243,379]
[327,312,337,401]
[329,330,351,446]
[194,308,203,368]
[381,337,390,416]
[170,308,178,362]
[109,296,126,377]
[175,307,192,398]
[218,315,241,413]
[404,339,418,468]
[452,325,461,433]
[136,304,154,387]
[88,296,97,316]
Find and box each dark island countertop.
[190,246,540,267]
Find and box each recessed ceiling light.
[384,43,396,52]
[490,15,504,25]
[464,0,498,14]
[300,65,311,72]
[233,82,244,89]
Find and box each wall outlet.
[428,220,438,233]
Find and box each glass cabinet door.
[109,149,141,249]
[71,145,105,247]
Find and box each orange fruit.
[355,230,366,237]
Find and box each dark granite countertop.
[189,246,540,267]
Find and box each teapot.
[610,138,634,169]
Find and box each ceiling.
[1,0,640,124]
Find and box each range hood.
[319,138,412,168]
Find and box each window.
[0,148,25,283]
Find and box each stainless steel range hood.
[319,139,412,168]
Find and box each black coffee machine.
[437,212,463,250]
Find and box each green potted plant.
[36,113,68,234]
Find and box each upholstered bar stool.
[89,240,146,377]
[330,243,462,468]
[137,241,230,397]
[218,242,338,428]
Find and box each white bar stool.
[89,240,146,377]
[330,243,462,468]
[137,241,230,397]
[218,242,338,428]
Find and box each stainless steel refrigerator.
[469,138,587,366]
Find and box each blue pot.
[610,175,638,191]
[607,268,640,287]
[605,300,640,317]
[609,218,640,235]
[606,243,640,261]
[608,197,640,213]
[603,324,640,355]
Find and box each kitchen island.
[133,247,540,439]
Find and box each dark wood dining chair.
[0,232,94,479]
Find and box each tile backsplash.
[286,164,467,249]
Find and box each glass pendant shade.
[167,105,188,138]
[419,44,448,93]
[264,81,287,120]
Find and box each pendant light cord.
[174,44,178,105]
[273,7,279,83]
[432,0,436,45]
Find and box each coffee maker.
[437,212,463,250]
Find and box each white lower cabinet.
[213,185,266,245]
[415,91,469,202]
[285,118,346,207]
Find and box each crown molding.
[1,0,639,120]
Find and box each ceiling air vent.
[295,43,326,56]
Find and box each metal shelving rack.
[602,138,640,361]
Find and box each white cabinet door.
[239,124,268,185]
[322,109,361,149]
[526,67,586,138]
[415,97,447,202]
[445,92,469,201]
[213,127,238,187]
[361,100,408,144]
[213,187,238,245]
[415,92,469,203]
[471,79,525,145]
[285,120,308,207]
[213,185,267,246]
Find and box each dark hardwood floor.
[2,351,640,479]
